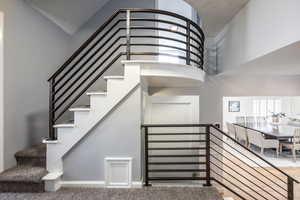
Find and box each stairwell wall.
[217,0,300,73]
[63,86,142,182]
[0,0,71,169]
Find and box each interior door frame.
[0,12,4,172]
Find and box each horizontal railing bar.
[148,133,206,135]
[54,30,125,98]
[211,169,259,200]
[130,18,203,43]
[149,169,206,172]
[148,140,206,143]
[148,177,206,181]
[129,26,203,47]
[130,18,187,30]
[213,179,247,200]
[129,43,203,61]
[211,161,270,200]
[149,154,206,158]
[211,125,300,184]
[210,139,288,192]
[143,124,210,128]
[130,35,203,53]
[126,8,205,41]
[130,52,201,66]
[54,53,124,121]
[210,132,288,186]
[148,147,206,150]
[148,162,206,165]
[210,153,285,199]
[54,44,125,113]
[48,10,123,81]
[54,20,126,88]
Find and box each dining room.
[223,96,300,167]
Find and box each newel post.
[204,125,211,186]
[126,10,131,60]
[288,177,294,200]
[49,78,56,140]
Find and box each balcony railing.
[47,8,205,140]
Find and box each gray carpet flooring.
[0,187,222,200]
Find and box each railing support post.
[49,78,56,140]
[204,125,212,186]
[144,126,149,186]
[288,177,294,200]
[186,20,191,65]
[126,10,131,60]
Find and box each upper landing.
[122,60,205,88]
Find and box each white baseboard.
[60,181,143,188]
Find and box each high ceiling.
[184,0,249,37]
[26,0,249,37]
[26,0,110,34]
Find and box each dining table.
[235,122,299,141]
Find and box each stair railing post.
[186,20,191,65]
[49,78,56,140]
[288,177,294,200]
[126,9,131,60]
[144,126,149,186]
[204,125,211,186]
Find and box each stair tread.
[69,105,91,111]
[103,76,124,80]
[86,91,107,95]
[53,124,75,128]
[15,145,46,158]
[0,166,47,183]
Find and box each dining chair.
[247,129,279,157]
[256,116,266,124]
[236,116,245,124]
[246,116,255,124]
[280,128,300,162]
[234,125,248,146]
[226,122,236,139]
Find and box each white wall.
[0,0,70,169]
[149,74,300,128]
[0,12,3,172]
[218,0,300,72]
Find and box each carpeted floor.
[0,187,222,200]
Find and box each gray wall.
[63,87,142,181]
[0,0,70,169]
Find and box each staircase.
[0,145,47,192]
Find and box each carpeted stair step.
[0,166,47,193]
[14,144,46,167]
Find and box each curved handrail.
[48,8,204,81]
[47,8,205,140]
[211,124,300,184]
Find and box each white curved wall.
[218,0,300,72]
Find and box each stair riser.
[0,182,44,193]
[74,111,91,126]
[15,157,46,167]
[107,79,125,96]
[90,95,107,110]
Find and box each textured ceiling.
[184,0,249,37]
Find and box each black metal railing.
[142,124,299,200]
[47,9,205,140]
